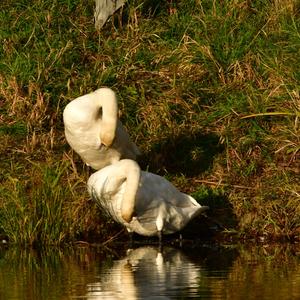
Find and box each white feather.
[63,88,140,170]
[87,159,209,237]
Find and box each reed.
[0,162,75,245]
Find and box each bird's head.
[121,210,134,223]
[100,131,115,147]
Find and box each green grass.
[0,0,299,244]
[0,161,80,245]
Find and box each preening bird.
[63,88,140,170]
[87,159,209,241]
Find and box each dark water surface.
[0,243,299,299]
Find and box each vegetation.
[0,0,299,245]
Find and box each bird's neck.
[93,90,118,146]
[120,160,141,223]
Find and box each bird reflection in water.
[86,246,202,299]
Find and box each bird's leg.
[158,230,163,251]
[127,228,134,248]
[179,233,183,247]
[129,232,134,247]
[158,230,162,244]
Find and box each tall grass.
[0,0,299,243]
[0,162,76,245]
[0,159,119,245]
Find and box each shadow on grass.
[140,131,224,177]
[191,187,238,240]
[137,131,238,241]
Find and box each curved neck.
[94,88,118,146]
[118,160,141,223]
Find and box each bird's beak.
[100,132,115,147]
[121,211,134,223]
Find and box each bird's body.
[87,159,209,237]
[63,88,140,170]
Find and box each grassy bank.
[0,0,299,245]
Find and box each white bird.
[87,159,209,241]
[63,88,140,170]
[86,246,200,300]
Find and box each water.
[0,243,299,299]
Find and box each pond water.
[0,242,299,299]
